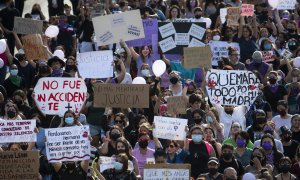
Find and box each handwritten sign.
[93,84,149,108]
[167,96,187,114]
[277,0,296,10]
[220,8,227,24]
[281,49,293,59]
[241,4,254,16]
[14,17,43,34]
[100,156,115,172]
[227,7,240,26]
[33,78,87,115]
[77,50,113,78]
[261,51,274,62]
[45,126,90,163]
[0,120,36,143]
[144,164,191,180]
[158,22,206,54]
[184,46,212,69]
[93,10,144,46]
[22,34,48,60]
[153,116,188,140]
[0,151,39,180]
[206,70,260,106]
[127,19,158,47]
[209,41,240,66]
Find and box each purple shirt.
[246,62,269,80]
[132,147,155,177]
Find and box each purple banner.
[126,19,158,47]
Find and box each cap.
[279,126,292,136]
[208,157,219,164]
[16,49,25,55]
[252,51,263,60]
[194,7,202,13]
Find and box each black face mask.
[7,110,16,118]
[110,133,121,141]
[14,100,22,107]
[225,110,233,115]
[283,135,291,142]
[39,66,48,74]
[269,78,277,84]
[116,149,126,154]
[194,118,202,124]
[195,14,201,19]
[289,44,298,51]
[150,3,156,9]
[65,163,76,170]
[66,65,76,71]
[138,140,149,148]
[287,28,295,34]
[280,164,291,173]
[222,152,233,160]
[208,167,218,175]
[170,77,179,84]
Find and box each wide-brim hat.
[47,56,65,67]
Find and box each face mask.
[236,139,246,148]
[283,135,291,142]
[222,152,233,160]
[269,78,277,84]
[66,65,76,71]
[293,77,298,83]
[113,161,123,170]
[150,3,156,9]
[117,149,126,154]
[190,0,196,7]
[65,117,74,125]
[138,139,149,148]
[213,35,220,41]
[170,77,179,84]
[262,142,273,151]
[194,14,201,19]
[10,69,18,76]
[141,69,150,76]
[225,109,233,115]
[206,116,213,124]
[39,66,48,74]
[187,90,194,94]
[14,100,22,107]
[7,110,16,118]
[264,127,274,135]
[255,94,264,105]
[191,134,203,143]
[163,96,169,102]
[65,162,76,170]
[287,28,295,34]
[280,164,291,173]
[288,44,297,51]
[279,109,287,117]
[278,75,282,82]
[208,168,218,175]
[110,133,121,141]
[194,118,202,124]
[264,44,272,50]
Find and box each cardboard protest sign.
[45,126,91,162]
[206,70,260,106]
[93,84,149,108]
[209,41,240,66]
[158,22,206,54]
[14,17,43,34]
[153,116,188,140]
[167,96,187,114]
[126,19,158,47]
[100,156,115,172]
[261,51,274,62]
[33,78,87,115]
[277,0,296,10]
[281,49,293,59]
[92,10,145,46]
[227,7,240,26]
[0,120,36,143]
[22,34,48,60]
[183,46,212,69]
[220,8,227,24]
[0,151,39,180]
[77,50,113,78]
[144,164,191,180]
[241,4,254,16]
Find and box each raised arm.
[238,16,245,39]
[129,47,140,61]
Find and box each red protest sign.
[261,51,274,63]
[33,78,87,115]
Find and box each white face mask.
[293,77,298,83]
[141,69,150,76]
[164,96,170,102]
[213,35,220,41]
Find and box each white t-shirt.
[121,73,132,84]
[272,115,292,133]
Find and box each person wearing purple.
[245,51,272,84]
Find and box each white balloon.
[294,57,300,68]
[53,50,65,60]
[268,0,279,8]
[45,25,59,38]
[132,77,146,84]
[152,60,166,77]
[0,39,6,54]
[0,58,4,68]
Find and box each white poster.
[175,33,189,45]
[220,8,227,24]
[277,0,296,10]
[153,116,187,140]
[45,126,91,162]
[78,50,113,78]
[188,24,205,40]
[209,41,240,66]
[159,36,177,53]
[0,120,36,143]
[158,22,176,38]
[188,38,206,47]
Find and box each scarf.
[9,76,21,87]
[51,68,63,77]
